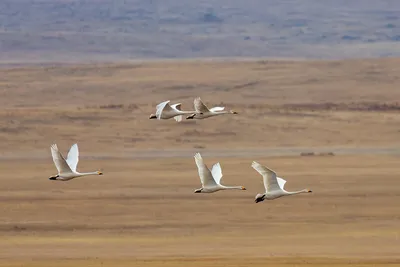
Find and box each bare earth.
[1,58,400,266]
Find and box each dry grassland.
[1,155,400,266]
[0,58,400,156]
[0,58,400,266]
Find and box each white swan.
[49,143,103,181]
[149,100,197,122]
[251,161,312,203]
[186,97,238,119]
[193,152,246,193]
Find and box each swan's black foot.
[49,175,59,180]
[255,198,263,203]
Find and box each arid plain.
[1,58,400,266]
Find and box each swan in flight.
[186,97,238,119]
[149,100,197,122]
[49,143,103,181]
[251,161,312,203]
[193,152,246,193]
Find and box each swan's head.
[305,189,312,193]
[254,193,265,203]
[194,188,202,193]
[97,171,103,175]
[149,114,157,119]
[49,175,60,181]
[230,110,238,114]
[241,186,246,190]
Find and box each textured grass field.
[1,58,400,266]
[0,58,400,155]
[1,155,400,266]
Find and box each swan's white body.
[149,100,195,122]
[251,161,311,203]
[193,153,246,193]
[186,97,238,120]
[49,144,103,181]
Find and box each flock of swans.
[149,97,238,121]
[49,97,312,203]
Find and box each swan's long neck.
[220,185,244,190]
[178,110,196,114]
[286,189,310,195]
[214,110,236,115]
[214,111,228,115]
[77,171,100,176]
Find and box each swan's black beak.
[149,114,157,119]
[255,198,263,203]
[49,176,57,180]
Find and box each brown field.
[1,58,400,266]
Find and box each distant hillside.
[0,0,400,63]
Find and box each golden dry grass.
[1,58,400,266]
[1,58,400,108]
[1,155,400,266]
[2,257,400,267]
[0,58,400,155]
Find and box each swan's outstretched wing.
[50,144,73,174]
[66,143,79,172]
[211,162,223,185]
[155,100,173,119]
[209,106,225,112]
[170,103,182,111]
[277,177,287,190]
[171,104,183,122]
[194,97,209,113]
[194,153,217,187]
[251,161,281,192]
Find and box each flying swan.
[193,152,246,193]
[149,100,197,122]
[186,97,238,119]
[251,161,312,203]
[49,143,103,181]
